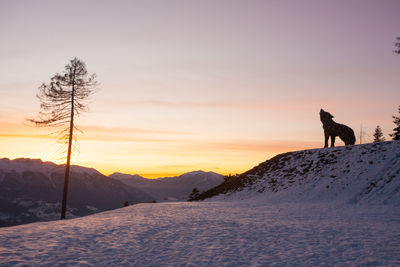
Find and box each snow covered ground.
[1,201,399,266]
[199,141,400,206]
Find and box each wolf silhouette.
[319,109,356,147]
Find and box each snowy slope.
[111,171,224,201]
[196,141,400,205]
[0,158,153,227]
[0,201,399,266]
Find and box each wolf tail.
[349,130,356,145]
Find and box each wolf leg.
[324,131,329,148]
[330,135,336,147]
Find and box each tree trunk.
[61,72,76,219]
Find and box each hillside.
[194,141,400,205]
[0,158,153,227]
[110,171,224,201]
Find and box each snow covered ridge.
[195,141,400,205]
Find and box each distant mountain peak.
[174,170,222,177]
[111,170,224,201]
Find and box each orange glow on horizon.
[0,124,321,179]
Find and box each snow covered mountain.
[110,171,224,201]
[0,158,153,227]
[195,141,400,205]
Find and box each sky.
[0,0,399,177]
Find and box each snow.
[1,201,399,266]
[209,141,400,206]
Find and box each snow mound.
[197,141,400,206]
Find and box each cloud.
[178,139,321,154]
[127,98,363,112]
[119,98,398,117]
[0,117,321,151]
[0,121,193,143]
[80,125,190,136]
[0,133,50,140]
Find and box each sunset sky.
[1,0,399,177]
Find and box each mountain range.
[110,171,224,201]
[0,158,157,227]
[0,158,224,227]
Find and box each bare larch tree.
[29,58,97,219]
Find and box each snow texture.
[0,201,399,266]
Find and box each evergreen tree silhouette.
[188,188,200,201]
[373,125,385,142]
[390,105,400,140]
[394,37,400,54]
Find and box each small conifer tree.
[188,188,200,201]
[373,125,385,142]
[390,105,400,140]
[394,37,400,54]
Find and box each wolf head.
[320,109,334,123]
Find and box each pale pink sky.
[0,0,399,177]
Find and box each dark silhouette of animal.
[320,109,356,147]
